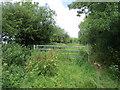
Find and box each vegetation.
[2,2,54,45]
[2,2,71,46]
[2,43,119,88]
[51,26,70,43]
[1,1,120,89]
[2,42,30,87]
[68,2,120,80]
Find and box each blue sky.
[61,0,75,7]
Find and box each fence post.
[87,44,89,62]
[33,45,35,50]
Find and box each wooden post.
[33,45,35,50]
[87,44,89,62]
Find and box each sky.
[33,0,85,38]
[3,0,85,38]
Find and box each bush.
[2,42,31,66]
[107,65,119,80]
[25,50,58,76]
[2,64,25,88]
[2,42,31,88]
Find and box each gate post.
[87,44,89,62]
[33,45,35,50]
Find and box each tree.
[2,2,56,46]
[68,2,120,72]
[51,26,70,43]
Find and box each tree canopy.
[2,2,56,45]
[51,26,70,43]
[68,2,120,72]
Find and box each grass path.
[20,43,119,88]
[57,56,118,88]
[21,52,118,88]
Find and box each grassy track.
[20,43,119,88]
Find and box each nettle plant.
[26,50,58,76]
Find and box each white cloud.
[33,0,85,38]
[6,0,85,38]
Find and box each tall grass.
[20,49,119,88]
[2,43,119,88]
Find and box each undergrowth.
[20,50,119,88]
[2,43,119,88]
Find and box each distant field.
[53,43,82,46]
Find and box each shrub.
[25,50,58,76]
[2,42,31,66]
[107,65,119,80]
[2,42,31,88]
[2,64,25,88]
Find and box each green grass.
[3,43,119,88]
[20,49,119,88]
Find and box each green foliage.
[2,64,25,88]
[69,37,79,43]
[21,52,119,88]
[2,2,56,45]
[2,42,30,88]
[107,65,119,80]
[25,50,58,76]
[2,43,119,88]
[69,2,120,74]
[51,26,70,43]
[2,2,71,45]
[2,42,30,66]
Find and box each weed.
[25,50,58,76]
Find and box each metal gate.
[33,45,87,55]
